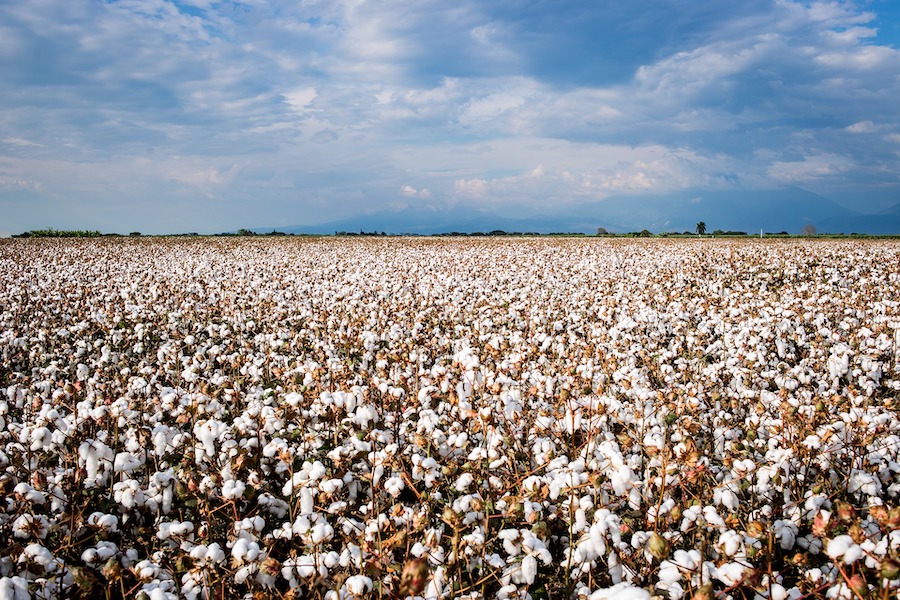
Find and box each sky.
[2,0,900,235]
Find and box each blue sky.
[2,0,900,234]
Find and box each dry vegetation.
[1,237,900,600]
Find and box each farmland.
[1,237,900,600]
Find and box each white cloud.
[0,176,42,191]
[846,121,875,133]
[282,88,318,113]
[767,154,851,184]
[401,185,431,198]
[2,137,42,147]
[454,178,488,199]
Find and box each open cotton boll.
[190,543,226,566]
[87,512,118,534]
[773,520,798,550]
[222,479,246,500]
[826,535,856,560]
[344,575,373,595]
[768,583,788,600]
[19,543,57,573]
[0,576,30,600]
[589,583,651,600]
[714,561,747,586]
[81,541,118,565]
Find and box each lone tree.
[802,224,817,237]
[696,221,707,236]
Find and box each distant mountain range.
[262,188,900,235]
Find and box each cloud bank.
[2,0,900,232]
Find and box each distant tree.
[712,229,725,236]
[803,224,817,237]
[237,228,255,236]
[639,229,653,237]
[129,231,141,237]
[696,221,707,236]
[596,226,609,235]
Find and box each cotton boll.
[345,575,373,595]
[0,576,30,600]
[589,583,651,600]
[12,514,50,539]
[768,583,788,600]
[774,520,798,550]
[384,476,405,497]
[20,543,57,573]
[714,562,746,587]
[826,535,855,560]
[716,530,743,557]
[87,512,119,534]
[843,544,864,565]
[222,479,245,500]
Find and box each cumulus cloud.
[401,185,431,198]
[283,88,318,114]
[846,121,876,134]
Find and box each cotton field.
[2,237,900,600]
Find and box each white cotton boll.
[372,464,384,487]
[81,541,118,565]
[715,562,746,586]
[29,427,53,451]
[610,466,635,496]
[311,522,334,544]
[345,575,373,595]
[848,470,882,496]
[234,564,257,584]
[0,576,30,600]
[702,506,726,529]
[826,535,854,560]
[680,506,701,532]
[20,543,57,572]
[718,489,739,512]
[299,488,315,515]
[589,583,651,600]
[589,523,607,557]
[319,478,343,494]
[290,556,318,579]
[717,530,742,557]
[517,555,538,585]
[222,479,245,500]
[658,561,682,585]
[769,583,788,600]
[843,544,864,564]
[231,538,248,562]
[774,520,798,550]
[12,514,49,539]
[384,476,405,497]
[87,512,118,534]
[455,473,474,492]
[206,543,226,564]
[353,404,378,428]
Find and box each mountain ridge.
[262,188,898,235]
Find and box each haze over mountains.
[268,188,900,236]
